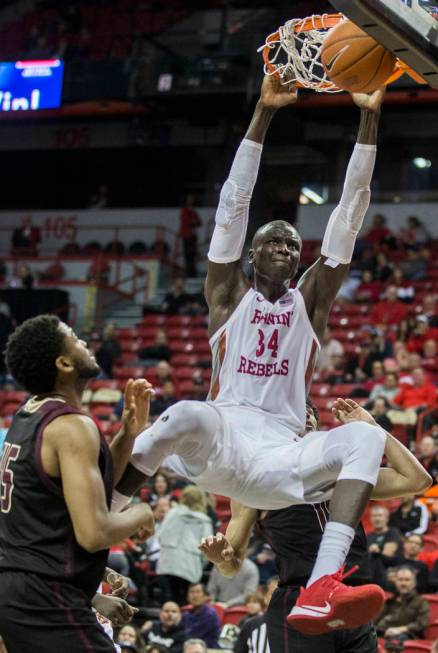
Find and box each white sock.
[111,489,131,513]
[306,521,355,587]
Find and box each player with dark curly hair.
[0,315,155,653]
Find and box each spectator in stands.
[422,294,438,328]
[162,278,194,315]
[207,556,259,608]
[182,584,220,648]
[418,436,438,484]
[116,625,143,650]
[371,285,408,327]
[368,372,400,405]
[180,195,202,277]
[251,542,276,586]
[375,566,429,641]
[233,577,278,653]
[157,486,213,605]
[238,593,265,626]
[402,216,431,250]
[156,361,173,386]
[373,252,393,282]
[316,326,344,373]
[402,248,428,281]
[367,505,402,558]
[95,322,122,378]
[11,263,34,290]
[139,329,172,363]
[393,366,437,412]
[141,601,186,653]
[11,219,41,256]
[422,338,438,369]
[369,396,393,431]
[183,640,207,653]
[146,497,171,571]
[362,213,394,248]
[393,534,430,593]
[355,270,382,303]
[150,473,172,506]
[89,183,110,208]
[150,381,177,417]
[389,496,429,536]
[406,315,438,354]
[391,267,414,303]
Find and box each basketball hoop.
[258,13,427,93]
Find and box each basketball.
[321,19,396,93]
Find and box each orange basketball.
[321,19,396,93]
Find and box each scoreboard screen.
[0,60,64,112]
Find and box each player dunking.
[115,76,389,633]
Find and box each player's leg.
[288,421,386,634]
[0,571,116,653]
[113,400,220,510]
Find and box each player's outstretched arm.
[298,87,384,343]
[199,500,258,577]
[50,414,154,552]
[206,76,297,336]
[332,398,432,499]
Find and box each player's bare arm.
[110,378,154,486]
[205,75,298,337]
[199,500,258,577]
[44,414,154,552]
[332,398,432,499]
[298,87,385,342]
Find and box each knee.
[348,421,386,450]
[160,400,212,438]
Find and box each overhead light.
[413,157,431,169]
[301,186,325,205]
[299,193,310,205]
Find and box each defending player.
[0,315,154,653]
[114,77,391,633]
[199,398,431,651]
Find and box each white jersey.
[208,287,320,434]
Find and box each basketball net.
[259,13,427,93]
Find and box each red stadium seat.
[171,354,199,366]
[113,366,146,380]
[173,367,195,381]
[0,403,21,417]
[422,595,438,622]
[120,339,141,352]
[224,607,247,625]
[403,641,432,653]
[211,603,226,625]
[139,315,167,327]
[4,391,28,403]
[169,340,195,353]
[167,327,190,340]
[425,622,438,640]
[137,326,158,339]
[331,384,362,396]
[89,379,120,390]
[422,535,438,553]
[117,328,139,338]
[91,405,114,420]
[167,316,192,327]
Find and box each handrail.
[416,404,438,442]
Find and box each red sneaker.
[287,565,385,635]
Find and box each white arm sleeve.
[208,138,263,264]
[321,143,377,265]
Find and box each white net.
[259,14,346,93]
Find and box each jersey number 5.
[0,442,21,513]
[255,329,279,358]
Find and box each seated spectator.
[369,372,400,405]
[316,326,344,373]
[116,625,143,651]
[422,338,438,370]
[139,329,172,362]
[89,183,110,208]
[162,278,193,315]
[422,294,438,328]
[363,360,386,393]
[402,216,431,250]
[374,252,393,282]
[369,397,393,431]
[393,535,430,593]
[239,593,265,626]
[393,366,437,412]
[182,584,220,649]
[10,263,34,290]
[391,267,414,303]
[141,601,186,653]
[146,497,171,571]
[418,436,438,484]
[150,381,177,417]
[157,487,213,605]
[150,473,172,506]
[183,640,207,653]
[389,496,429,536]
[11,219,41,255]
[207,557,259,609]
[95,322,122,378]
[251,542,276,586]
[233,577,278,653]
[354,270,382,303]
[367,505,402,558]
[156,360,173,386]
[402,248,428,281]
[362,213,394,248]
[406,315,438,354]
[375,566,429,642]
[371,285,408,327]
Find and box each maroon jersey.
[0,398,113,599]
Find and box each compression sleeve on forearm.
[321,143,377,265]
[208,138,263,264]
